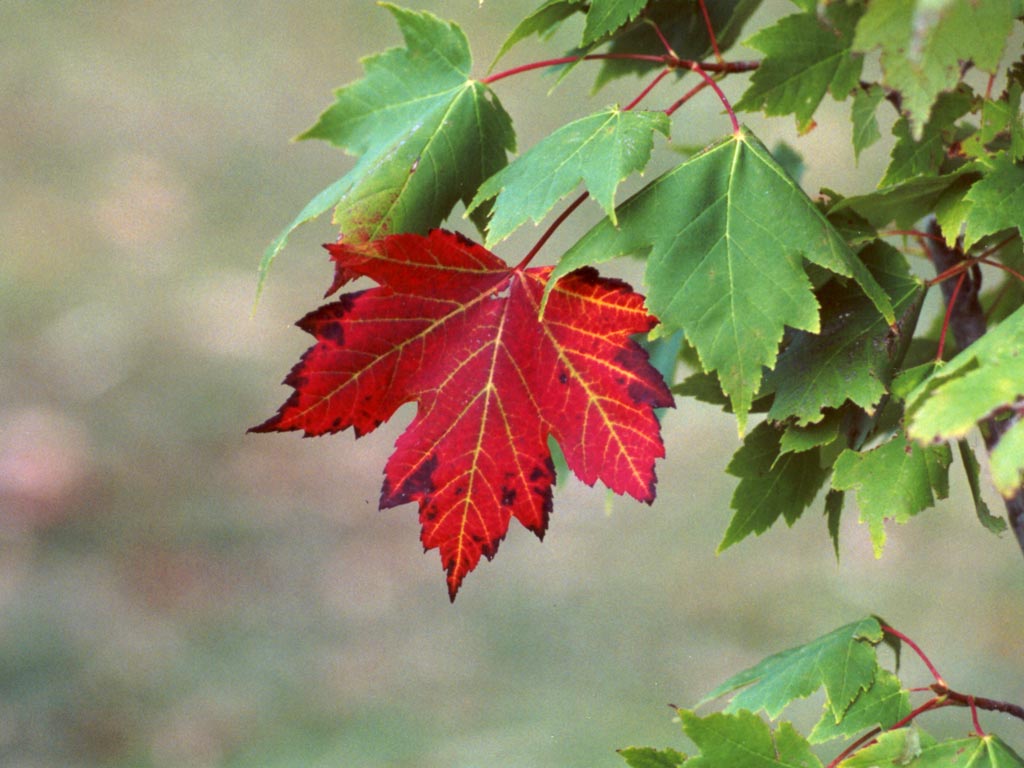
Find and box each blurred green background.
[2,2,1021,766]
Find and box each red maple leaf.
[252,229,673,599]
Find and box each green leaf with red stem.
[808,668,909,744]
[467,107,670,246]
[252,229,672,599]
[258,4,515,295]
[698,617,883,723]
[964,152,1024,249]
[553,126,894,431]
[831,432,952,557]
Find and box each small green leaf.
[736,3,864,132]
[851,85,885,160]
[958,441,1006,533]
[831,433,952,556]
[808,668,909,743]
[765,241,924,425]
[554,128,893,430]
[721,421,831,551]
[468,108,670,246]
[854,0,1016,135]
[680,709,823,768]
[618,745,687,768]
[964,152,1024,249]
[698,617,883,722]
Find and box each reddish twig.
[624,68,673,111]
[882,625,946,686]
[935,270,967,361]
[515,192,589,270]
[697,0,724,63]
[685,61,740,133]
[483,53,757,85]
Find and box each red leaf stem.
[515,192,589,270]
[697,0,723,63]
[624,67,673,111]
[665,80,711,116]
[482,54,757,86]
[881,625,946,686]
[686,61,739,133]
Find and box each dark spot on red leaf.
[320,321,345,344]
[500,487,516,506]
[381,454,438,507]
[558,370,569,385]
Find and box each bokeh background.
[2,2,1022,766]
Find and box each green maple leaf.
[680,710,823,768]
[808,668,909,743]
[906,305,1024,496]
[831,433,952,556]
[698,617,883,722]
[720,421,831,552]
[853,0,1017,136]
[964,152,1024,249]
[467,108,670,246]
[764,241,924,426]
[258,4,515,293]
[553,127,893,430]
[736,3,864,133]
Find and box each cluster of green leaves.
[257,0,1024,759]
[619,617,1024,768]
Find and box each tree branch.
[925,219,1024,558]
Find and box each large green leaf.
[720,421,831,552]
[831,433,952,556]
[735,3,864,132]
[853,0,1017,135]
[553,127,893,429]
[680,710,823,768]
[259,4,515,290]
[467,108,669,246]
[880,87,974,187]
[698,617,883,722]
[764,241,924,425]
[906,304,1024,496]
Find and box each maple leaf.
[735,3,865,133]
[467,107,670,246]
[553,126,894,430]
[252,229,672,599]
[257,4,515,295]
[831,432,952,556]
[699,617,883,723]
[679,709,823,768]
